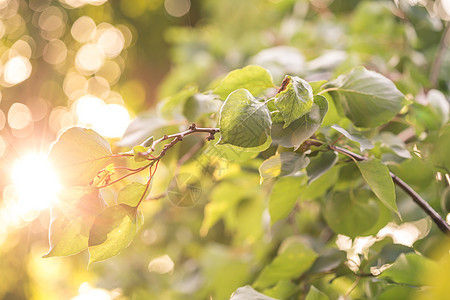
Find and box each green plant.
[45,64,449,299]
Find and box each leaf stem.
[317,87,339,95]
[329,145,450,235]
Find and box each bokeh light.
[75,43,105,74]
[164,0,191,17]
[73,94,130,138]
[3,56,32,85]
[7,102,32,130]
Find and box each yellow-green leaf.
[48,127,112,186]
[88,204,142,265]
[213,65,274,100]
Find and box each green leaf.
[132,145,150,162]
[117,114,168,147]
[271,95,328,149]
[254,239,317,289]
[183,93,222,121]
[269,176,306,225]
[263,280,297,299]
[432,125,450,171]
[88,204,142,265]
[323,190,390,238]
[117,182,151,207]
[259,152,310,180]
[44,186,105,257]
[356,158,398,214]
[158,84,198,119]
[218,89,272,150]
[213,65,274,100]
[305,286,329,300]
[324,67,404,128]
[48,127,112,186]
[301,166,339,199]
[141,136,154,147]
[379,253,437,286]
[373,132,411,159]
[331,124,374,151]
[201,181,257,236]
[306,151,338,184]
[230,286,278,300]
[306,249,346,275]
[274,75,314,127]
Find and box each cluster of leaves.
[46,62,449,299]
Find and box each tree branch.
[330,145,450,235]
[148,123,219,160]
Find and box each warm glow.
[75,44,105,74]
[11,153,62,213]
[74,95,130,138]
[3,56,32,85]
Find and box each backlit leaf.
[117,182,151,207]
[218,89,272,151]
[44,186,105,257]
[213,65,274,100]
[88,204,142,265]
[48,127,112,186]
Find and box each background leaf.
[48,127,112,186]
[269,176,306,225]
[305,286,329,300]
[324,67,404,128]
[253,239,317,289]
[323,190,390,238]
[230,285,278,300]
[379,253,437,286]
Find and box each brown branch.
[148,123,219,160]
[330,145,450,235]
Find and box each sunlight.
[11,153,62,213]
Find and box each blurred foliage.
[0,0,449,299]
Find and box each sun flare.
[11,153,62,212]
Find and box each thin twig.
[430,22,450,87]
[330,145,450,235]
[148,123,219,160]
